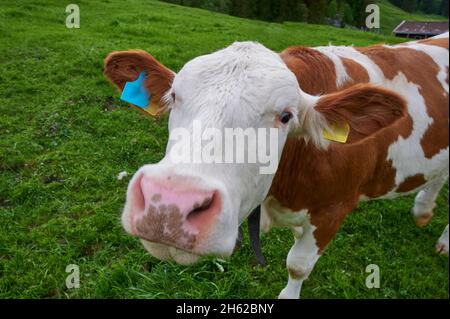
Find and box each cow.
[103,32,449,298]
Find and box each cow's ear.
[299,84,407,148]
[103,50,175,110]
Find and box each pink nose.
[128,174,221,251]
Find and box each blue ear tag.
[120,71,151,109]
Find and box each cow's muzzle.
[125,172,222,252]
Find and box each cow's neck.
[269,46,370,211]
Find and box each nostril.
[185,191,220,232]
[187,195,214,222]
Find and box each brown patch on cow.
[135,204,196,250]
[396,174,427,193]
[417,37,449,49]
[103,50,174,112]
[280,47,338,95]
[271,137,397,210]
[280,48,370,94]
[309,202,357,253]
[341,58,370,87]
[357,45,449,159]
[151,194,161,203]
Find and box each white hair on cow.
[296,93,331,149]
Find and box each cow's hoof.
[436,242,449,256]
[436,225,449,256]
[414,212,433,227]
[278,292,294,299]
[278,288,298,299]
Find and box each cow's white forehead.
[170,42,301,125]
[180,41,286,75]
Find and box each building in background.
[393,21,449,39]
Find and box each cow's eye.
[279,111,293,124]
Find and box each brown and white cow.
[104,32,449,298]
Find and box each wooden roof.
[393,20,449,35]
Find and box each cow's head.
[104,42,405,264]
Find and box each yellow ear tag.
[130,102,159,117]
[146,102,160,116]
[322,122,350,143]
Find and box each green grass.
[0,0,448,299]
[378,0,448,34]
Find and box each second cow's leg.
[412,176,449,255]
[278,224,319,299]
[412,176,448,227]
[436,225,449,256]
[278,205,351,299]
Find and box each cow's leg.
[278,205,350,299]
[278,224,319,299]
[412,176,448,227]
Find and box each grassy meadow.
[0,0,448,298]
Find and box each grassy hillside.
[0,0,448,299]
[379,0,448,34]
